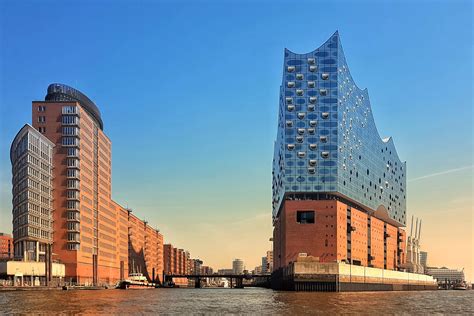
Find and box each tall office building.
[10,124,54,262]
[419,251,428,269]
[31,83,127,284]
[9,83,166,286]
[272,32,407,271]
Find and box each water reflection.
[0,288,472,314]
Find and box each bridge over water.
[163,273,271,288]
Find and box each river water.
[0,288,472,314]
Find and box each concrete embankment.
[272,261,437,292]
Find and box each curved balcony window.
[67,211,80,221]
[285,97,293,104]
[296,136,303,143]
[309,144,317,150]
[308,128,315,134]
[297,152,306,158]
[67,222,80,232]
[321,112,329,119]
[287,144,295,151]
[286,120,293,127]
[309,65,317,72]
[307,58,315,64]
[309,96,317,103]
[287,105,295,112]
[287,81,295,88]
[308,167,316,174]
[296,74,304,80]
[320,89,328,96]
[321,73,330,80]
[320,136,328,143]
[309,120,317,127]
[309,160,317,166]
[67,232,80,242]
[308,81,315,88]
[297,112,306,119]
[287,66,295,72]
[307,104,315,111]
[296,89,304,96]
[297,128,305,135]
[321,151,330,159]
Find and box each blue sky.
[0,0,472,277]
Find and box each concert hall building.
[272,31,408,273]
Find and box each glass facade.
[272,31,406,226]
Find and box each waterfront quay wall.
[272,262,437,292]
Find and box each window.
[297,112,306,119]
[320,136,328,142]
[307,105,315,111]
[297,151,306,158]
[285,97,293,104]
[287,81,295,88]
[309,65,317,72]
[296,136,303,143]
[309,97,317,103]
[287,66,295,72]
[296,74,304,80]
[308,81,315,88]
[287,144,295,151]
[38,106,46,112]
[321,73,329,80]
[319,89,327,96]
[297,211,315,224]
[309,120,317,127]
[309,144,317,150]
[38,116,46,123]
[308,128,315,134]
[321,112,329,119]
[286,120,293,127]
[307,58,315,64]
[62,106,78,114]
[287,105,295,112]
[297,128,305,135]
[296,89,304,96]
[308,167,316,174]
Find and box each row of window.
[287,65,318,73]
[62,137,79,146]
[287,74,329,85]
[286,120,317,128]
[286,96,320,104]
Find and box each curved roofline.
[45,83,103,130]
[336,36,404,163]
[10,124,55,162]
[284,31,339,56]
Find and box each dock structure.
[163,273,271,289]
[271,261,437,292]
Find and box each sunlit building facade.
[5,83,164,285]
[272,32,407,272]
[10,124,54,262]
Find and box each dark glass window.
[297,211,315,224]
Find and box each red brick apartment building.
[13,83,165,285]
[163,244,189,286]
[0,233,13,260]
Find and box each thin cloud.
[408,165,473,182]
